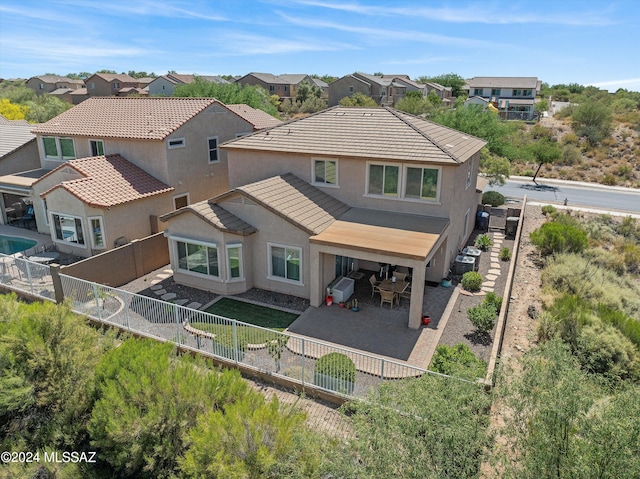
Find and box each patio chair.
[393,272,407,282]
[380,289,395,309]
[369,274,381,298]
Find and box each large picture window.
[269,244,301,283]
[368,164,399,197]
[313,159,337,186]
[226,244,243,280]
[176,240,219,277]
[51,213,85,246]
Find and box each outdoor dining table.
[378,278,409,293]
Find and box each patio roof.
[310,208,449,262]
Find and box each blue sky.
[1,0,639,92]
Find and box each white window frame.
[366,162,401,198]
[474,88,483,96]
[42,136,75,161]
[113,82,120,89]
[42,199,49,226]
[348,86,354,93]
[88,216,106,249]
[311,158,338,187]
[167,138,185,149]
[50,212,86,248]
[403,165,441,202]
[268,243,303,285]
[88,82,94,89]
[226,244,244,281]
[171,236,221,279]
[207,136,219,163]
[89,139,104,156]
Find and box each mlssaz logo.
[43,451,97,463]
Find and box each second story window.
[474,88,483,96]
[349,86,354,93]
[88,82,95,89]
[512,89,522,96]
[90,140,104,156]
[208,137,219,163]
[405,167,439,201]
[523,89,532,96]
[43,137,75,161]
[113,82,120,89]
[39,83,44,90]
[167,138,185,149]
[269,85,275,92]
[368,164,399,197]
[491,88,501,96]
[313,159,337,186]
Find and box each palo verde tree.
[571,100,613,146]
[338,92,378,107]
[528,138,562,184]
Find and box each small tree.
[528,138,562,184]
[461,271,483,292]
[530,219,588,256]
[571,101,613,145]
[467,303,497,333]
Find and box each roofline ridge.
[384,107,460,164]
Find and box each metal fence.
[1,253,443,399]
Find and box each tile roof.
[0,117,37,158]
[89,72,137,83]
[160,201,256,236]
[217,173,351,235]
[31,97,220,140]
[278,74,310,84]
[37,154,173,207]
[240,72,289,84]
[464,77,539,89]
[225,104,283,130]
[28,75,83,85]
[223,106,486,164]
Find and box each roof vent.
[445,143,455,148]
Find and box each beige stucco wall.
[163,210,254,295]
[0,141,40,176]
[328,76,372,106]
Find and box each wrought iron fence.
[1,252,443,399]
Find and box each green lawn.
[204,297,298,331]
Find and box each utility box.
[454,255,475,275]
[506,217,520,236]
[462,247,482,270]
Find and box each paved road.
[485,177,640,214]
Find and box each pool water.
[0,235,38,255]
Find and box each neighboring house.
[85,73,139,97]
[161,106,486,329]
[235,73,291,99]
[19,97,280,255]
[26,75,84,96]
[463,77,541,120]
[424,82,454,103]
[329,73,421,107]
[147,73,229,96]
[0,116,43,225]
[312,77,329,98]
[31,155,174,256]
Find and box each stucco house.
[160,106,486,329]
[26,75,84,96]
[22,97,280,256]
[147,74,229,96]
[329,73,428,107]
[235,73,292,100]
[85,73,139,97]
[463,77,541,120]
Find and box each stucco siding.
[0,141,40,176]
[328,76,371,106]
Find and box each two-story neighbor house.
[147,74,229,96]
[26,75,84,96]
[235,73,293,100]
[329,73,430,107]
[160,106,486,329]
[26,97,281,257]
[85,73,139,97]
[463,77,541,120]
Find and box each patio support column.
[309,244,322,307]
[408,262,425,329]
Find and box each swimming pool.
[0,235,38,255]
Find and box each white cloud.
[588,78,640,92]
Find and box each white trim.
[267,242,303,285]
[311,157,339,188]
[50,211,87,249]
[41,199,49,226]
[88,215,106,249]
[226,243,244,281]
[365,161,400,198]
[42,136,75,161]
[402,164,441,203]
[170,236,221,279]
[207,136,219,163]
[167,137,185,149]
[89,139,105,156]
[173,193,190,209]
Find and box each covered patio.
[309,208,450,329]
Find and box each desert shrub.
[461,271,483,292]
[583,215,617,242]
[561,144,583,165]
[620,240,640,275]
[530,219,588,256]
[541,254,640,320]
[561,132,580,145]
[522,169,535,177]
[467,303,497,333]
[602,174,618,185]
[482,190,505,207]
[537,294,592,348]
[584,247,626,275]
[597,304,640,349]
[314,352,356,394]
[499,247,512,261]
[475,233,493,251]
[541,204,558,217]
[430,343,487,379]
[617,216,640,240]
[484,292,503,313]
[575,322,640,381]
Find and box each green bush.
[576,323,639,381]
[481,190,505,207]
[475,233,493,251]
[430,344,487,379]
[484,292,503,313]
[541,205,558,216]
[499,247,512,261]
[461,271,483,292]
[314,352,356,394]
[467,303,497,333]
[530,220,588,256]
